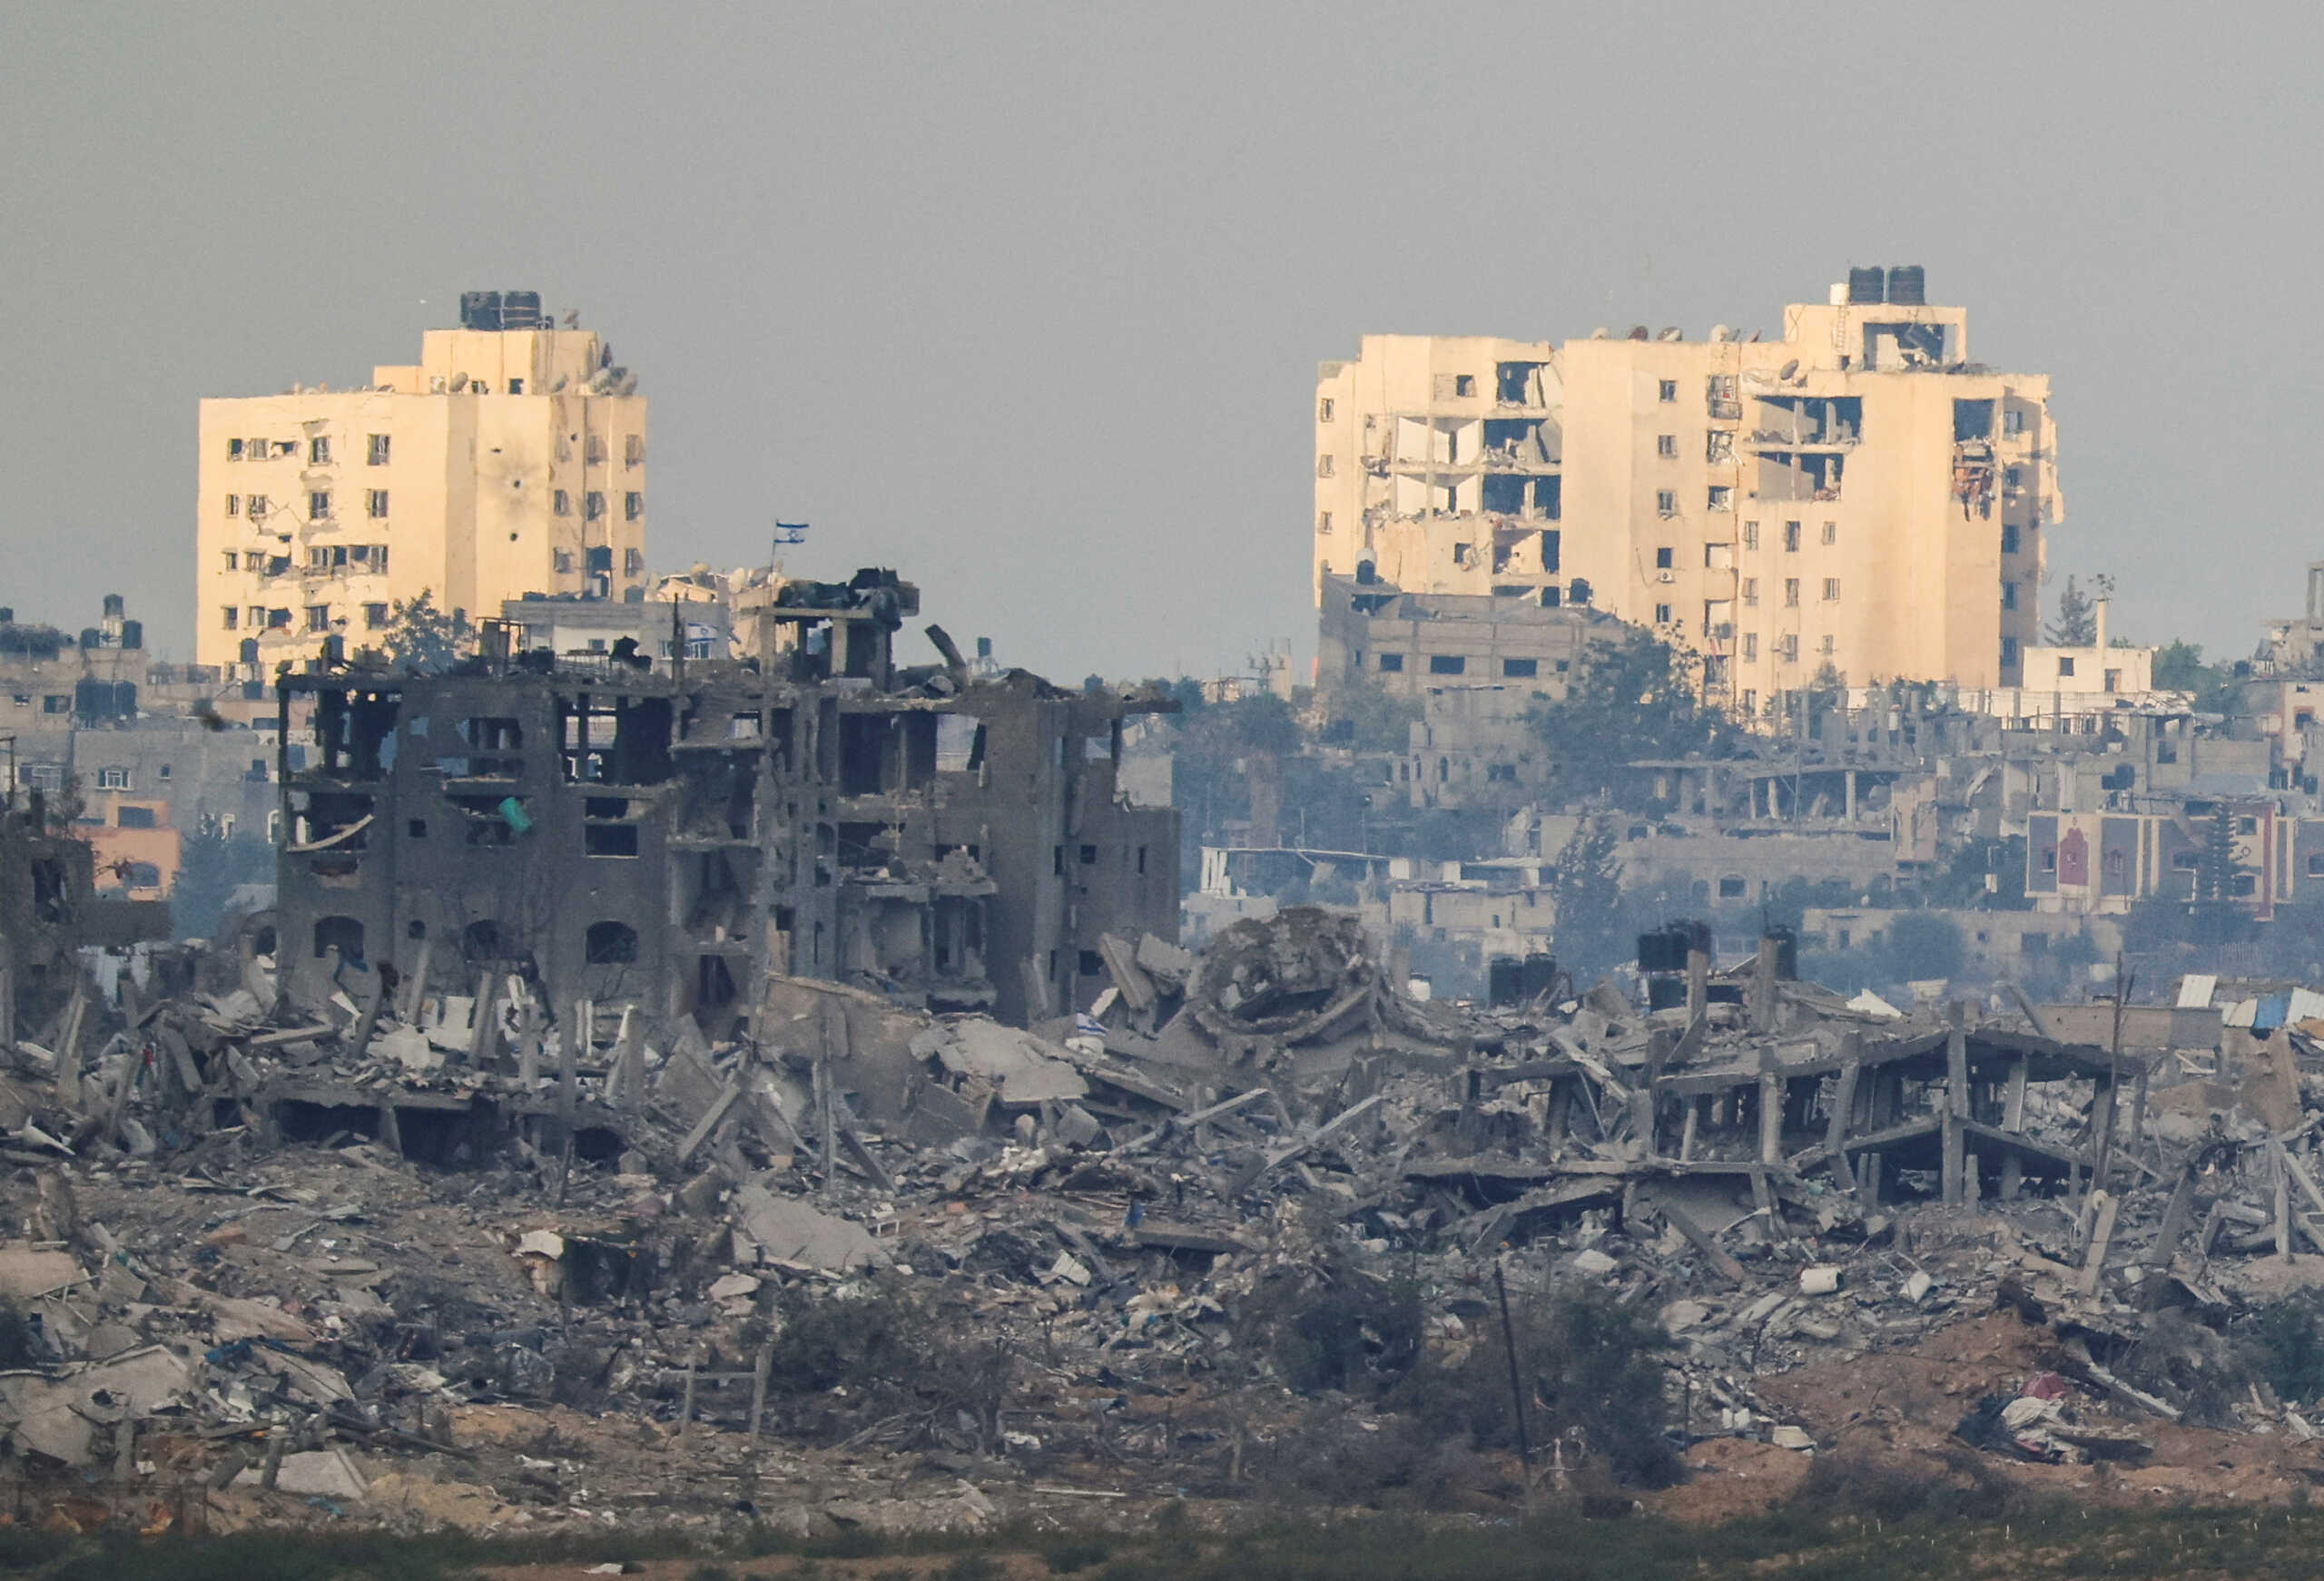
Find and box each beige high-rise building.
[197,290,649,671]
[1314,269,2060,716]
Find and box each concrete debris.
[12,901,2324,1532]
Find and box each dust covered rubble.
[6,911,2324,1531]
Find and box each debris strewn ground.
[13,908,2324,1537]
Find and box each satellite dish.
[1629,325,1649,340]
[448,372,469,393]
[1659,327,1682,342]
[1778,359,1800,380]
[1710,324,1732,342]
[1747,330,1762,342]
[1590,327,1610,339]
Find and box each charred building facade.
[273,572,1178,1036]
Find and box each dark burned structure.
[272,570,1177,1035]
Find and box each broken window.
[309,491,331,519]
[1659,379,1678,403]
[1657,490,1677,516]
[1784,579,1800,608]
[1705,430,1734,465]
[841,711,882,795]
[309,437,330,465]
[586,920,639,962]
[1502,657,1537,678]
[306,604,330,632]
[312,915,365,962]
[1953,399,1995,443]
[222,606,239,630]
[1428,655,1465,675]
[1823,578,1840,602]
[1654,603,1672,625]
[1317,398,1334,421]
[586,824,640,858]
[625,491,643,521]
[1742,520,1759,551]
[226,496,241,517]
[1779,634,1798,663]
[228,437,245,460]
[1378,653,1403,673]
[586,436,607,465]
[96,767,129,790]
[248,495,270,519]
[934,712,982,774]
[1707,486,1732,511]
[1784,521,1801,552]
[1316,454,1334,478]
[625,547,644,574]
[367,489,389,518]
[625,435,645,466]
[368,433,390,465]
[554,489,571,516]
[585,491,606,520]
[1657,434,1678,458]
[1743,633,1758,661]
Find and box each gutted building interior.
[274,571,1178,1040]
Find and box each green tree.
[1551,814,1626,983]
[2047,574,2097,646]
[1884,910,1965,983]
[1328,678,1423,755]
[171,818,275,940]
[378,590,473,674]
[2154,640,2207,690]
[2196,803,2241,904]
[1531,627,1739,807]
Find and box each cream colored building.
[197,290,648,671]
[1315,269,2061,718]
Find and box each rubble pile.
[13,908,2324,1533]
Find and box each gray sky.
[2,5,2315,682]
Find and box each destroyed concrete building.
[272,569,1179,1036]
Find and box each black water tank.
[500,290,542,329]
[239,638,259,665]
[119,620,142,651]
[1487,957,1524,1007]
[0,608,15,624]
[459,290,503,331]
[102,594,124,620]
[1765,926,1798,979]
[1886,265,1926,306]
[1847,266,1886,304]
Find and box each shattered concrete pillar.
[1751,938,1777,1034]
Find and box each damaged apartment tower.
[271,570,1177,1034]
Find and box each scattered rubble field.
[8,906,2324,1567]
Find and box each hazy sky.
[3,5,2316,682]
